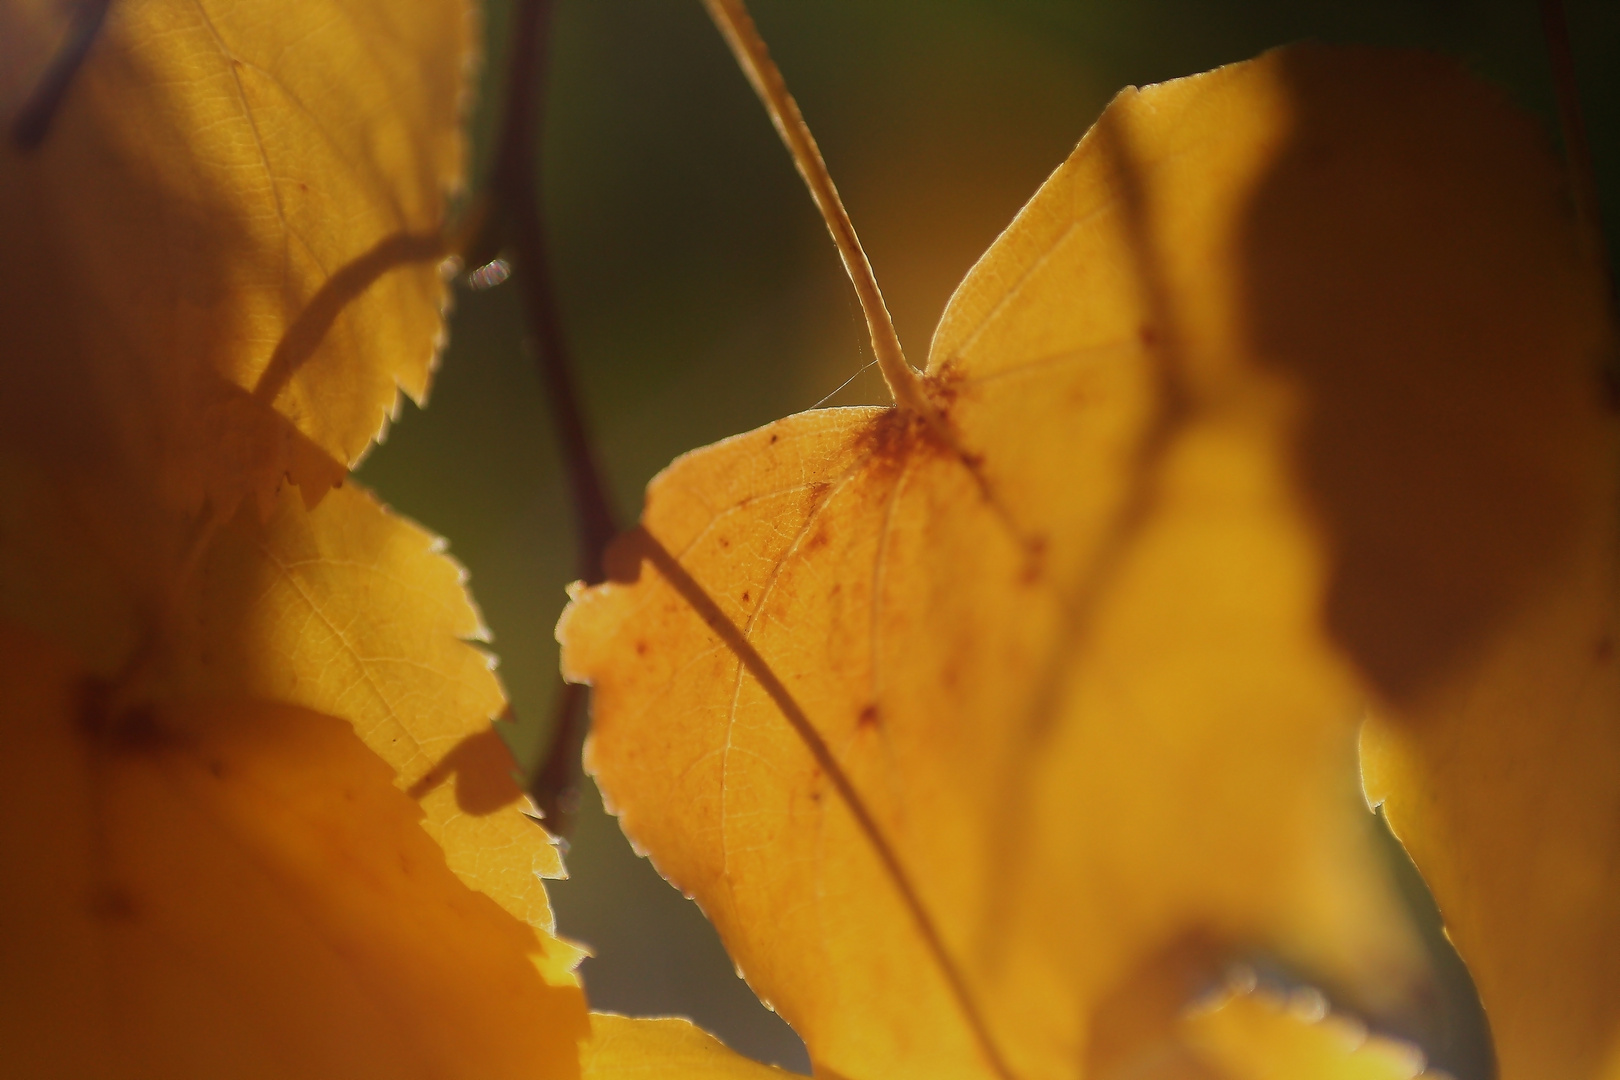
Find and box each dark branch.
[496,0,619,584]
[491,0,619,833]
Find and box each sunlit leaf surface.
[580,1014,795,1079]
[0,0,468,523]
[186,480,570,936]
[558,44,1615,1078]
[0,0,592,1074]
[0,625,584,1079]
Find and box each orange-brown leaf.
[580,1014,796,1079]
[1362,448,1620,1080]
[0,624,585,1079]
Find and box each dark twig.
[495,0,619,583]
[1538,0,1612,300]
[12,0,111,150]
[528,681,589,833]
[490,0,619,833]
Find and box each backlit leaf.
[580,1014,794,1079]
[559,45,1595,1078]
[0,0,592,1072]
[186,479,570,940]
[1171,989,1431,1080]
[0,624,584,1079]
[0,0,468,519]
[1361,424,1620,1079]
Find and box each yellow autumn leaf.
[0,0,591,1073]
[580,1014,796,1079]
[573,1001,1434,1080]
[0,0,467,522]
[1360,369,1620,1074]
[0,625,581,1079]
[557,42,1610,1079]
[574,984,1437,1079]
[1173,988,1430,1080]
[184,479,574,945]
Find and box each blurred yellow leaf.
[1362,412,1620,1078]
[1172,989,1430,1080]
[0,0,591,1074]
[580,1014,795,1079]
[0,625,582,1079]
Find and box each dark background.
[357,2,1620,1073]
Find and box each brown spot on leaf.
[858,704,880,731]
[1020,536,1049,585]
[110,705,173,753]
[851,406,957,484]
[89,886,136,921]
[78,689,178,755]
[635,639,649,657]
[852,408,914,466]
[926,366,964,409]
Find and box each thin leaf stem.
[700,0,940,422]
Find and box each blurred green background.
[357,1,1620,1073]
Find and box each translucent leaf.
[1169,988,1433,1080]
[0,624,586,1079]
[187,480,571,940]
[557,45,1582,1079]
[1363,452,1620,1080]
[0,1,590,1063]
[0,0,471,519]
[580,1015,795,1079]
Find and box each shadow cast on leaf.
[1244,45,1610,707]
[408,720,532,817]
